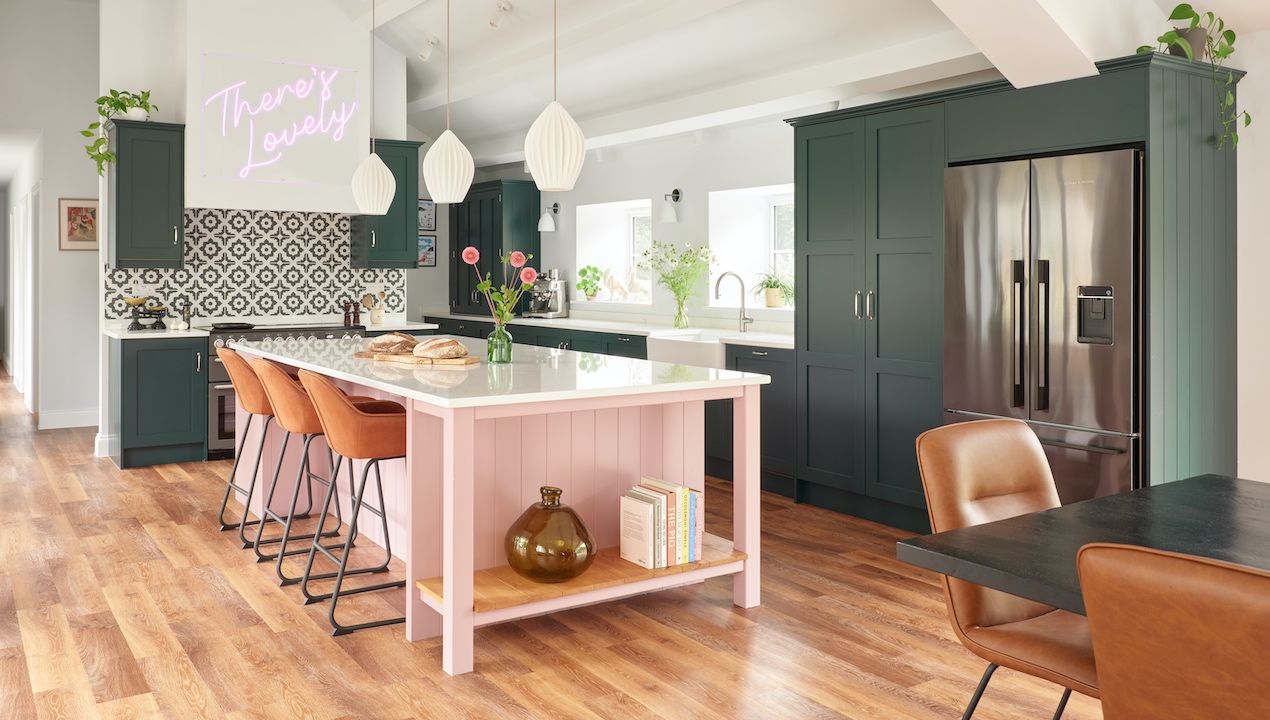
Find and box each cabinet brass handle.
[751,350,768,357]
[172,225,178,245]
[371,230,377,248]
[195,352,202,372]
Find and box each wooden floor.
[0,371,1102,719]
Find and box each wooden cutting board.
[373,353,481,366]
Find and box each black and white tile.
[104,208,406,319]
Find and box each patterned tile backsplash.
[103,208,405,319]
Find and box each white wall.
[1,0,100,428]
[1237,30,1270,479]
[473,119,795,331]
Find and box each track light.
[490,0,512,28]
[418,34,439,62]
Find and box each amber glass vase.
[504,486,597,583]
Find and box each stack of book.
[619,477,704,570]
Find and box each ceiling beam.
[460,30,991,166]
[927,0,1098,87]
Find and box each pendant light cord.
[553,0,558,101]
[446,0,452,130]
[370,0,376,153]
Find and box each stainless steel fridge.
[944,149,1140,503]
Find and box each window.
[707,184,795,308]
[575,199,653,304]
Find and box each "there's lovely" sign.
[199,53,360,185]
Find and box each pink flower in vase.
[461,246,480,265]
[509,250,527,268]
[520,267,539,285]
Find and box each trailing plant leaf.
[81,88,159,175]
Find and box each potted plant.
[639,241,714,329]
[576,265,601,301]
[1138,4,1251,148]
[753,272,794,308]
[461,246,538,363]
[81,89,160,175]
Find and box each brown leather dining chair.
[914,419,1098,719]
[1078,543,1270,720]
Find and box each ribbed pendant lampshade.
[524,101,585,192]
[352,152,396,215]
[423,129,475,203]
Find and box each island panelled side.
[789,53,1239,532]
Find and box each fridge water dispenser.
[1077,286,1114,345]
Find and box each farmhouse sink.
[645,329,730,369]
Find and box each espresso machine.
[525,268,570,318]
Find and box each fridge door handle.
[1012,260,1025,407]
[1037,259,1051,411]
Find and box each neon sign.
[200,54,359,183]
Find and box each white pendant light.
[422,0,475,204]
[524,0,585,192]
[352,0,396,215]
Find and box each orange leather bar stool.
[1079,543,1270,720]
[214,348,277,547]
[249,358,362,585]
[915,419,1098,720]
[297,369,407,635]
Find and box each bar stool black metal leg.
[325,459,404,636]
[248,430,291,550]
[1051,688,1071,720]
[255,433,344,565]
[218,415,272,534]
[300,458,393,605]
[961,663,998,720]
[273,448,346,586]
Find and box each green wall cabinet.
[449,180,541,315]
[351,139,425,268]
[107,119,185,269]
[112,337,207,469]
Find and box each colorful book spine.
[619,493,655,569]
[692,489,704,562]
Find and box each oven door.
[208,383,237,459]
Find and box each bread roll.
[368,331,418,354]
[413,336,469,359]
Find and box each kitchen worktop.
[231,335,768,409]
[103,325,210,339]
[421,310,795,350]
[102,315,437,340]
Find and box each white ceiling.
[356,0,991,165]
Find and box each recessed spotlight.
[418,34,440,62]
[490,0,512,28]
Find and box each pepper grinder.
[350,300,361,326]
[342,301,352,327]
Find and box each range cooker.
[200,323,365,459]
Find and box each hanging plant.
[1137,4,1251,149]
[80,89,159,175]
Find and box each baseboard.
[95,432,119,458]
[36,408,98,430]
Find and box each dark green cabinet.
[422,317,649,359]
[108,119,185,269]
[426,316,492,339]
[449,180,541,315]
[113,337,206,469]
[351,139,424,268]
[704,344,797,498]
[602,334,646,359]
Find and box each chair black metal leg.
[249,430,291,552]
[274,449,345,586]
[218,415,272,534]
[1051,688,1071,720]
[961,663,998,720]
[299,450,344,605]
[301,458,392,605]
[325,459,404,636]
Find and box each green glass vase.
[487,324,513,364]
[504,486,597,583]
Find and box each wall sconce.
[659,189,681,224]
[418,34,440,62]
[490,0,512,28]
[538,202,560,232]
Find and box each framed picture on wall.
[417,234,436,267]
[418,199,436,232]
[58,198,99,251]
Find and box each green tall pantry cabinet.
[790,53,1239,532]
[449,180,541,315]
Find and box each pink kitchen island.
[231,335,768,675]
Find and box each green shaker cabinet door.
[351,140,423,268]
[450,187,502,314]
[863,105,945,509]
[109,120,185,268]
[795,117,868,494]
[121,338,207,449]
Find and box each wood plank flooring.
[0,372,1101,719]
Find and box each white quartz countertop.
[103,326,209,339]
[364,320,439,333]
[420,310,795,350]
[231,336,768,409]
[102,315,437,340]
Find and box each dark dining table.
[895,474,1270,614]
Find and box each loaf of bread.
[368,331,418,354]
[413,336,469,359]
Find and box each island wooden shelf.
[416,532,746,624]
